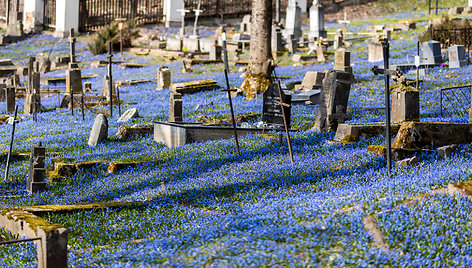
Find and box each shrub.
[87,20,140,55]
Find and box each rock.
[437,144,458,158]
[117,108,139,123]
[334,123,401,142]
[395,156,418,167]
[448,181,472,196]
[88,114,108,146]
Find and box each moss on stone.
[367,145,386,156]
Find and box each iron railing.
[439,84,471,118]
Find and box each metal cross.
[193,3,202,37]
[338,11,351,32]
[176,8,190,37]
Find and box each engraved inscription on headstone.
[262,83,292,128]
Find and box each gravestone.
[0,84,4,101]
[6,87,15,113]
[368,37,383,62]
[24,72,41,115]
[262,83,292,128]
[5,0,23,37]
[423,40,442,65]
[284,1,302,40]
[184,37,200,52]
[271,26,284,53]
[118,108,139,123]
[102,75,116,98]
[334,48,352,74]
[84,82,92,92]
[167,38,183,51]
[309,1,327,40]
[391,88,420,122]
[27,142,47,193]
[448,45,466,68]
[288,35,298,55]
[294,71,325,92]
[157,66,171,90]
[316,41,326,62]
[240,14,251,33]
[333,29,343,50]
[88,114,108,146]
[313,70,352,132]
[169,92,183,122]
[209,42,222,60]
[66,63,83,94]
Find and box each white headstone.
[164,0,185,27]
[23,0,44,32]
[284,2,302,39]
[54,0,79,38]
[117,108,139,123]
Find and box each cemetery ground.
[3,6,472,268]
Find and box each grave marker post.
[4,105,18,182]
[68,28,76,63]
[221,27,240,155]
[107,42,113,117]
[176,8,190,37]
[192,3,202,37]
[276,79,294,163]
[381,37,392,173]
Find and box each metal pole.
[416,41,419,91]
[222,27,241,155]
[428,0,431,15]
[108,42,113,117]
[276,80,294,164]
[435,0,438,15]
[117,86,121,117]
[120,28,123,56]
[4,105,18,182]
[81,87,85,121]
[382,39,391,173]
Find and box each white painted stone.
[118,108,139,123]
[164,0,185,27]
[54,0,79,38]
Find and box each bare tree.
[240,0,273,100]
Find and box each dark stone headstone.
[262,83,292,128]
[209,43,222,60]
[423,40,442,65]
[0,84,5,101]
[24,72,41,115]
[27,142,47,193]
[313,70,352,132]
[66,63,83,95]
[271,26,284,53]
[6,86,15,113]
[88,114,108,146]
[169,92,183,122]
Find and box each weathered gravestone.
[287,35,298,55]
[209,42,222,60]
[66,63,83,95]
[88,114,108,146]
[157,66,171,90]
[24,65,41,115]
[240,14,251,33]
[334,48,351,74]
[294,71,325,92]
[448,45,466,68]
[169,92,183,122]
[102,75,116,98]
[423,40,442,65]
[0,84,5,101]
[272,26,284,53]
[391,88,419,122]
[368,37,383,62]
[333,29,343,50]
[167,38,183,51]
[6,86,15,113]
[284,1,302,40]
[313,70,352,132]
[184,37,200,52]
[27,142,47,193]
[309,1,327,40]
[117,108,139,123]
[262,83,292,128]
[5,0,23,37]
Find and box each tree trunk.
[240,0,273,100]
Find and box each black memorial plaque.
[262,83,292,128]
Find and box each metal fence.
[43,0,56,29]
[78,0,164,32]
[439,84,471,118]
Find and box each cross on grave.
[338,12,351,32]
[192,3,203,37]
[68,28,76,63]
[3,105,18,182]
[176,8,190,37]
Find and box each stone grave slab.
[171,79,219,95]
[117,108,139,123]
[334,123,401,142]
